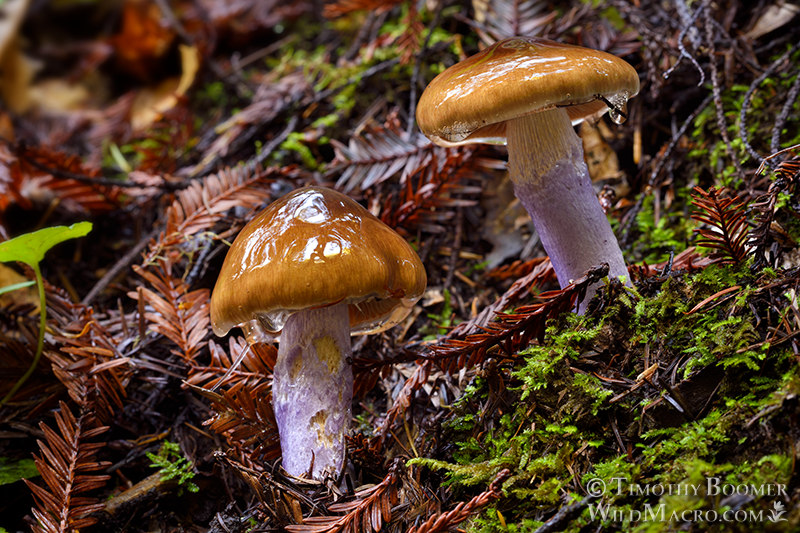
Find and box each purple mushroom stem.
[272,302,353,479]
[506,108,630,311]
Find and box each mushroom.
[417,36,639,309]
[210,186,426,480]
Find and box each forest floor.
[0,0,799,532]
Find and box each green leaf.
[0,457,39,486]
[0,280,35,296]
[0,222,93,268]
[0,221,92,407]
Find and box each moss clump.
[628,192,694,264]
[413,263,798,531]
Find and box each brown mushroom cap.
[416,36,640,146]
[210,186,426,337]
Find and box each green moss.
[147,441,199,495]
[422,260,797,532]
[421,289,456,339]
[628,193,693,264]
[279,132,320,170]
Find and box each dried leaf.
[474,0,555,45]
[0,38,37,113]
[24,402,111,533]
[109,0,176,82]
[690,186,750,265]
[199,383,281,462]
[285,467,400,533]
[45,286,129,422]
[130,260,210,362]
[330,120,437,193]
[187,336,275,393]
[323,0,401,18]
[1,143,121,214]
[131,44,200,130]
[144,164,289,263]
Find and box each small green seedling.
[0,222,93,405]
[146,441,199,494]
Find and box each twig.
[9,140,181,191]
[662,3,705,85]
[533,496,595,533]
[342,11,380,62]
[443,207,463,292]
[770,71,800,155]
[675,0,701,48]
[313,59,400,104]
[230,35,295,72]
[703,5,743,180]
[314,40,452,107]
[755,143,800,177]
[648,94,714,188]
[408,469,511,533]
[248,116,299,173]
[620,94,713,245]
[81,228,158,306]
[187,114,298,180]
[407,2,443,137]
[739,38,800,166]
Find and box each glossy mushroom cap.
[416,36,640,146]
[210,186,426,338]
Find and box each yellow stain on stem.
[311,410,334,447]
[314,335,342,374]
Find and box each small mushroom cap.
[416,36,640,146]
[210,186,426,337]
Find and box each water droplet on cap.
[607,94,629,125]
